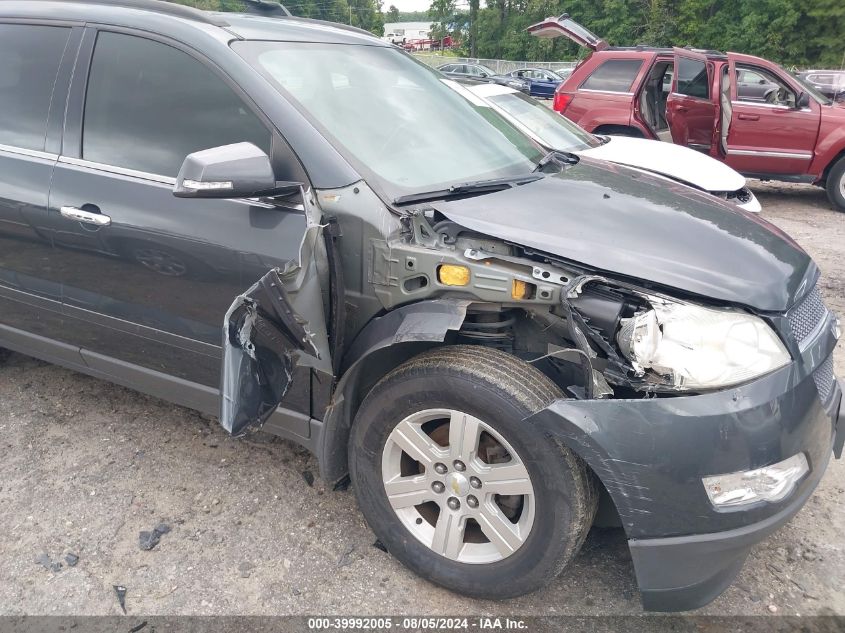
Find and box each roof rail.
[10,0,232,26]
[284,15,374,38]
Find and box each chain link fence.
[413,53,577,75]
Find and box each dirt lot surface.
[0,181,843,618]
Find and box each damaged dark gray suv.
[1,0,842,612]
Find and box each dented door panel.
[220,204,333,436]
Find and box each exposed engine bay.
[367,208,789,401]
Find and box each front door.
[666,49,718,153]
[48,28,316,391]
[723,56,820,176]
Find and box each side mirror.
[173,142,301,199]
[479,72,488,78]
[796,92,810,109]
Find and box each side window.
[0,24,71,151]
[675,57,710,99]
[441,64,454,72]
[735,64,795,107]
[83,32,271,176]
[580,59,643,92]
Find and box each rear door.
[724,55,820,175]
[0,22,79,344]
[48,27,317,393]
[666,49,718,153]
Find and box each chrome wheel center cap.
[446,472,470,497]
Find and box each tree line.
[168,1,844,68]
[428,0,845,68]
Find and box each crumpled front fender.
[221,268,319,436]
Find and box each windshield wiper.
[392,174,542,206]
[532,149,580,172]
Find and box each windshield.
[791,70,832,105]
[486,91,602,152]
[233,42,544,198]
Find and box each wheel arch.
[316,299,472,485]
[821,146,845,184]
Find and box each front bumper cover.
[523,313,841,610]
[632,381,841,611]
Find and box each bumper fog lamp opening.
[702,453,809,510]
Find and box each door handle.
[60,205,111,227]
[737,113,760,121]
[675,105,689,112]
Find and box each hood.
[579,136,746,193]
[434,158,815,312]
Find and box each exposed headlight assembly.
[616,299,790,390]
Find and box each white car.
[467,83,761,212]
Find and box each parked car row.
[797,69,845,103]
[437,62,569,98]
[527,13,845,212]
[0,0,841,616]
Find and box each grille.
[788,286,827,344]
[813,354,835,403]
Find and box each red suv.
[528,14,845,211]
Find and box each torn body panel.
[221,268,320,436]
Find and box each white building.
[382,21,431,45]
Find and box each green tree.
[387,4,400,21]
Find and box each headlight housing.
[616,299,790,390]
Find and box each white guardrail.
[412,53,578,75]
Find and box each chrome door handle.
[59,206,111,226]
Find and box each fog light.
[702,453,809,510]
[437,264,470,286]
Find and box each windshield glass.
[791,70,832,105]
[232,42,544,198]
[486,91,601,151]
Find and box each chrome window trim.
[730,101,812,113]
[0,143,59,161]
[669,92,712,103]
[727,149,813,159]
[58,156,176,184]
[56,156,281,209]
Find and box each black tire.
[825,156,845,212]
[349,345,597,599]
[593,125,643,138]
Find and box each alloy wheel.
[381,408,535,564]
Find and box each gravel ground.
[0,181,843,618]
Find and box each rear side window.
[676,57,710,99]
[580,59,643,92]
[83,32,271,176]
[0,24,71,151]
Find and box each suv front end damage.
[371,198,842,611]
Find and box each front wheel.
[349,345,597,599]
[825,156,845,212]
